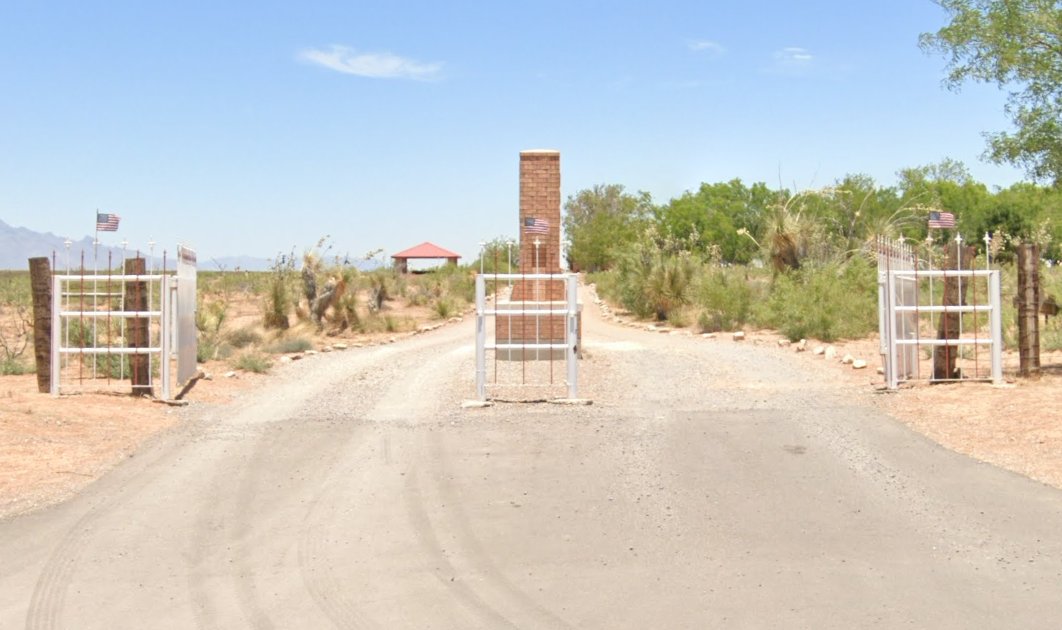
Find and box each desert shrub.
[264,336,313,354]
[666,307,692,328]
[262,250,296,329]
[436,265,475,304]
[609,227,700,321]
[588,270,621,306]
[695,266,756,332]
[0,291,30,369]
[91,354,129,379]
[643,254,698,320]
[225,326,261,349]
[233,351,272,373]
[761,257,877,342]
[433,298,454,320]
[197,338,218,363]
[406,284,432,307]
[1,357,32,375]
[334,292,361,332]
[368,269,402,309]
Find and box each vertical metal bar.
[475,274,486,400]
[898,240,907,379]
[927,239,935,379]
[521,268,526,384]
[956,238,964,361]
[566,274,578,399]
[160,274,171,400]
[79,251,85,385]
[888,271,900,389]
[92,244,98,380]
[50,275,61,396]
[549,270,554,385]
[107,251,113,386]
[876,252,889,381]
[973,266,980,378]
[913,242,921,381]
[990,270,1003,384]
[121,251,127,380]
[493,252,498,384]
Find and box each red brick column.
[513,150,564,302]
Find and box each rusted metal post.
[933,243,976,380]
[124,257,151,396]
[29,256,52,393]
[1017,243,1041,378]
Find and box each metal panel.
[876,236,1002,389]
[474,272,580,401]
[176,246,198,385]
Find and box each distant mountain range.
[0,220,384,272]
[0,219,274,271]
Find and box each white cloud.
[689,40,725,55]
[774,46,813,66]
[298,45,443,80]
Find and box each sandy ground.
[4,283,1062,628]
[1,289,1060,520]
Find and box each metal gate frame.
[474,272,579,400]
[49,249,197,400]
[879,267,1003,389]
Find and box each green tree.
[563,184,652,272]
[473,236,520,274]
[921,0,1062,183]
[655,179,772,264]
[897,159,992,240]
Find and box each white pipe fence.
[876,236,1002,389]
[475,273,580,401]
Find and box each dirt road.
[2,291,1062,628]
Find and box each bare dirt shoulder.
[0,365,270,519]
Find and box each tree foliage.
[921,0,1062,183]
[655,179,773,264]
[563,184,652,272]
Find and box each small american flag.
[928,211,955,229]
[96,212,121,232]
[524,217,549,234]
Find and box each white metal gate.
[877,236,1002,389]
[50,248,197,399]
[475,273,580,400]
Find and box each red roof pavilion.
[391,241,461,273]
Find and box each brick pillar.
[513,150,564,302]
[496,150,570,355]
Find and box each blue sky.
[0,1,1025,265]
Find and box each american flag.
[96,212,121,232]
[524,217,549,234]
[928,211,955,229]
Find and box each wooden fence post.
[1017,243,1041,378]
[124,257,151,396]
[933,244,976,380]
[29,257,52,393]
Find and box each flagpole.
[93,210,100,380]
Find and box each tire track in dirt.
[370,334,574,628]
[23,439,184,630]
[184,344,405,629]
[290,336,474,626]
[295,425,383,630]
[403,469,520,628]
[414,431,575,629]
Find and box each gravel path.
[2,285,1061,628]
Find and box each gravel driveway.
[2,287,1061,628]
